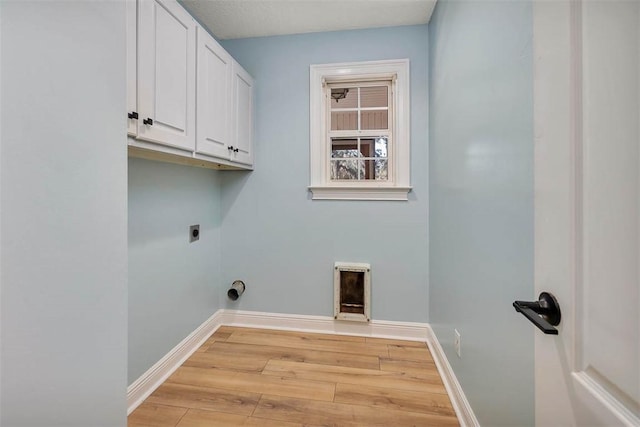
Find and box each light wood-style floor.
[128,326,459,427]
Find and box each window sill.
[309,186,412,201]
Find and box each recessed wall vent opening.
[334,262,371,322]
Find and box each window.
[309,59,411,200]
[329,83,390,181]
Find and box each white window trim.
[309,59,411,201]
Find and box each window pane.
[375,159,388,180]
[361,110,388,130]
[375,137,388,157]
[360,86,388,108]
[331,159,359,180]
[331,139,358,158]
[359,139,374,157]
[331,87,357,108]
[362,159,388,181]
[362,159,375,180]
[331,111,358,130]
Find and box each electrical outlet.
[189,224,200,243]
[454,329,461,358]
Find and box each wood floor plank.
[334,382,456,417]
[206,341,381,370]
[379,357,440,377]
[168,365,335,401]
[175,409,248,427]
[195,336,217,353]
[194,326,234,354]
[253,395,460,427]
[183,350,269,372]
[228,326,367,343]
[226,330,389,357]
[244,417,322,427]
[195,343,211,353]
[262,360,447,394]
[211,327,234,341]
[128,403,187,427]
[388,344,435,362]
[364,336,427,347]
[146,382,260,416]
[175,408,315,427]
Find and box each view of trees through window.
[330,137,388,180]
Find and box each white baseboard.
[425,326,480,427]
[127,308,477,427]
[126,310,224,415]
[219,309,430,341]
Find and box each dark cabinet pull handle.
[513,292,561,335]
[234,148,239,153]
[228,146,234,151]
[143,118,153,125]
[128,111,139,120]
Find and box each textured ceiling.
[180,0,437,40]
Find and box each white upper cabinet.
[126,0,138,136]
[126,0,253,169]
[136,0,196,151]
[231,62,254,166]
[196,27,233,159]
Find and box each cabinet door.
[126,0,137,136]
[196,27,232,159]
[137,0,195,151]
[231,62,254,166]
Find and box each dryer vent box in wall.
[334,262,371,322]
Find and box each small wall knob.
[189,225,200,243]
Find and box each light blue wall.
[221,25,429,322]
[128,158,222,383]
[1,1,128,425]
[429,1,534,426]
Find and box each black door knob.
[143,118,153,125]
[128,111,139,120]
[513,292,561,334]
[234,148,239,153]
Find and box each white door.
[533,1,639,425]
[231,62,254,166]
[137,0,195,151]
[196,27,233,159]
